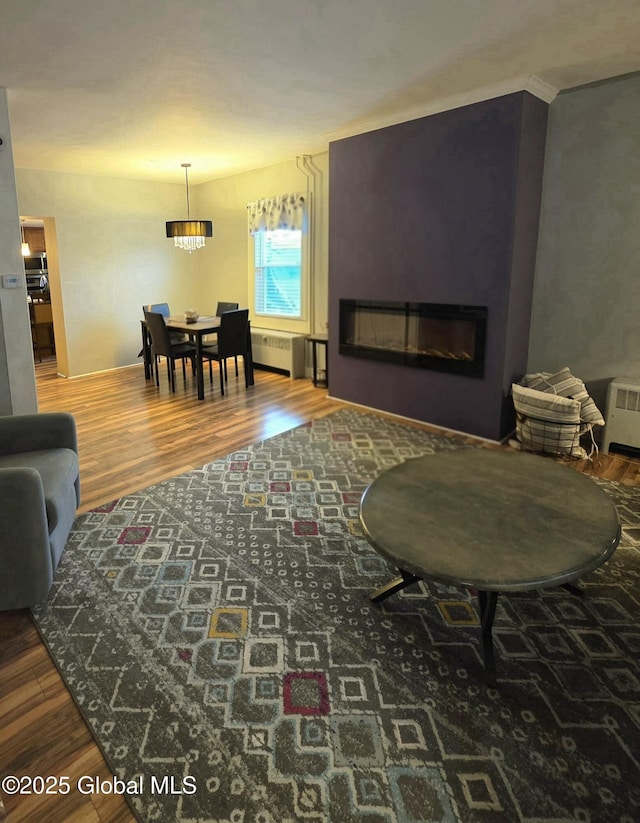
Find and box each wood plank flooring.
[1,357,638,822]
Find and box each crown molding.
[324,74,559,144]
[524,74,558,103]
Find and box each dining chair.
[143,310,196,393]
[202,309,251,396]
[143,302,170,317]
[215,301,240,380]
[142,303,188,344]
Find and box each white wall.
[0,88,38,413]
[14,151,330,378]
[194,153,329,336]
[16,169,198,377]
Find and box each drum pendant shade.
[166,164,213,252]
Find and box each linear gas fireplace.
[339,300,488,378]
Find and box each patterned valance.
[247,193,306,234]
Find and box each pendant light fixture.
[165,163,213,253]
[20,221,31,256]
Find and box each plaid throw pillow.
[512,383,586,457]
[523,367,605,426]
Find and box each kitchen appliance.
[24,253,48,273]
[24,253,49,295]
[26,273,49,294]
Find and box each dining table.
[141,313,254,400]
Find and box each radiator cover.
[250,328,306,379]
[603,377,640,453]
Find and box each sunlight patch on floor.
[260,410,304,440]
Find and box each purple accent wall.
[328,92,548,440]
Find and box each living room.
[1,3,640,822]
[3,71,639,433]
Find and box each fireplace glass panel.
[339,300,487,378]
[420,318,476,361]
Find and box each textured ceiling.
[1,0,638,185]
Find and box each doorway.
[21,215,66,379]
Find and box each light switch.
[2,274,23,289]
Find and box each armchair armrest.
[0,413,78,457]
[0,467,53,609]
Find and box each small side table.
[307,334,328,388]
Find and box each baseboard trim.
[327,395,502,446]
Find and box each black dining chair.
[215,301,240,379]
[142,303,188,344]
[143,310,196,393]
[202,309,251,396]
[215,301,239,315]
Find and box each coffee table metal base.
[370,569,592,687]
[369,569,422,603]
[478,590,499,686]
[370,569,501,686]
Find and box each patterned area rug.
[33,409,640,823]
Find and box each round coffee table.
[359,448,621,685]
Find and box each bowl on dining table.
[184,310,199,323]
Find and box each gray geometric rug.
[32,409,640,822]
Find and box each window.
[253,229,303,319]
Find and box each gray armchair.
[0,412,80,610]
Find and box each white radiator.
[250,327,306,378]
[602,377,640,453]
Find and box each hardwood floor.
[1,359,343,823]
[1,357,638,822]
[34,358,344,513]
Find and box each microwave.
[24,253,48,273]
